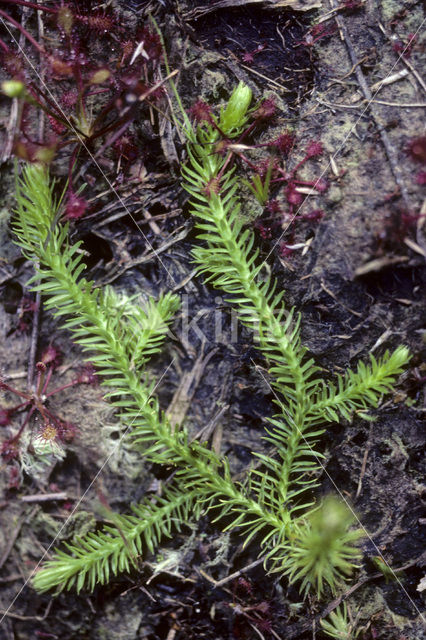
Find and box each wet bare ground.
[0,0,425,638]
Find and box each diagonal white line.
[257,16,426,271]
[0,357,176,623]
[250,358,425,622]
[0,15,178,287]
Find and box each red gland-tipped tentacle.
[74,11,116,34]
[291,140,324,173]
[189,99,213,125]
[302,209,324,221]
[40,345,63,370]
[0,408,13,427]
[1,439,20,462]
[64,190,88,220]
[269,132,295,154]
[254,97,277,120]
[305,140,324,158]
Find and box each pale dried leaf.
[184,0,322,21]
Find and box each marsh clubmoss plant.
[11,84,410,599]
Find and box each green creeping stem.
[12,80,410,597]
[181,82,410,592]
[14,164,293,593]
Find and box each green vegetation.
[11,83,410,598]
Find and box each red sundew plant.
[230,577,276,638]
[186,94,275,184]
[252,137,328,249]
[0,344,98,485]
[187,93,329,255]
[189,99,214,125]
[296,21,338,49]
[0,1,165,217]
[240,42,266,64]
[392,33,417,59]
[406,136,426,164]
[15,294,38,333]
[64,189,88,220]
